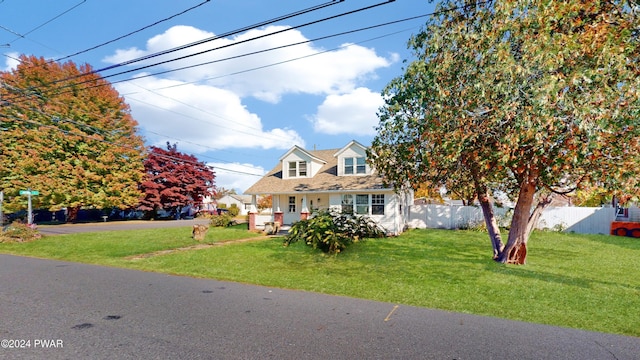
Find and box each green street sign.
[20,190,39,195]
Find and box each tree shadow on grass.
[579,233,640,251]
[485,264,640,292]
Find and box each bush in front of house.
[228,204,240,217]
[209,213,235,227]
[283,210,385,254]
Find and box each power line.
[1,85,269,173]
[119,13,428,90]
[12,0,87,42]
[116,26,422,147]
[59,1,345,82]
[124,82,293,144]
[75,0,394,85]
[2,0,345,104]
[0,1,88,55]
[53,0,212,63]
[2,70,271,173]
[0,112,263,177]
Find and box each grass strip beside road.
[1,226,639,338]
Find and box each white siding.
[336,146,370,176]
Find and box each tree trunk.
[475,180,504,258]
[496,176,537,264]
[525,193,554,238]
[66,206,81,223]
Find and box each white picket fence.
[408,204,620,235]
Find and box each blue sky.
[1,0,435,193]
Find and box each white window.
[345,158,354,175]
[288,162,297,177]
[356,194,369,215]
[344,157,366,175]
[288,196,296,213]
[356,157,366,174]
[299,161,307,176]
[371,194,385,215]
[341,194,353,214]
[288,161,307,177]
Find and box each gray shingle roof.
[245,148,389,195]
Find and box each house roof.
[278,145,327,164]
[218,194,253,204]
[245,148,389,195]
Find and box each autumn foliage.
[370,0,639,263]
[0,55,145,214]
[139,143,216,216]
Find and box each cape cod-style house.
[244,140,413,235]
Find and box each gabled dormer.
[280,145,327,180]
[334,140,372,176]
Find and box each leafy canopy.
[0,55,146,212]
[139,143,216,212]
[369,0,639,262]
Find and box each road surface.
[1,254,638,359]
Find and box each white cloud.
[116,76,305,153]
[103,25,394,103]
[208,162,265,193]
[311,87,384,136]
[2,52,20,71]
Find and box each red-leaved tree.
[139,143,215,217]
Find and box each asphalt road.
[1,255,639,360]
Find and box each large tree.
[139,143,216,217]
[369,0,640,263]
[0,55,145,218]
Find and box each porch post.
[248,195,258,230]
[274,211,283,226]
[300,195,309,220]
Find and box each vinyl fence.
[408,204,618,235]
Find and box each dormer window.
[345,157,366,175]
[288,161,307,177]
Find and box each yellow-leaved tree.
[0,55,145,220]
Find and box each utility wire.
[0,112,263,177]
[11,0,87,42]
[58,1,345,82]
[2,86,272,169]
[117,27,420,145]
[2,72,273,169]
[1,1,487,178]
[0,1,87,55]
[115,13,428,89]
[125,93,300,147]
[53,0,212,62]
[3,0,344,104]
[73,0,394,86]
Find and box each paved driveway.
[1,255,638,359]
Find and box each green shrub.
[284,210,385,254]
[209,213,235,227]
[228,204,240,217]
[0,222,42,243]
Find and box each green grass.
[0,224,261,264]
[1,226,639,337]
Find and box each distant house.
[244,140,413,235]
[217,194,254,215]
